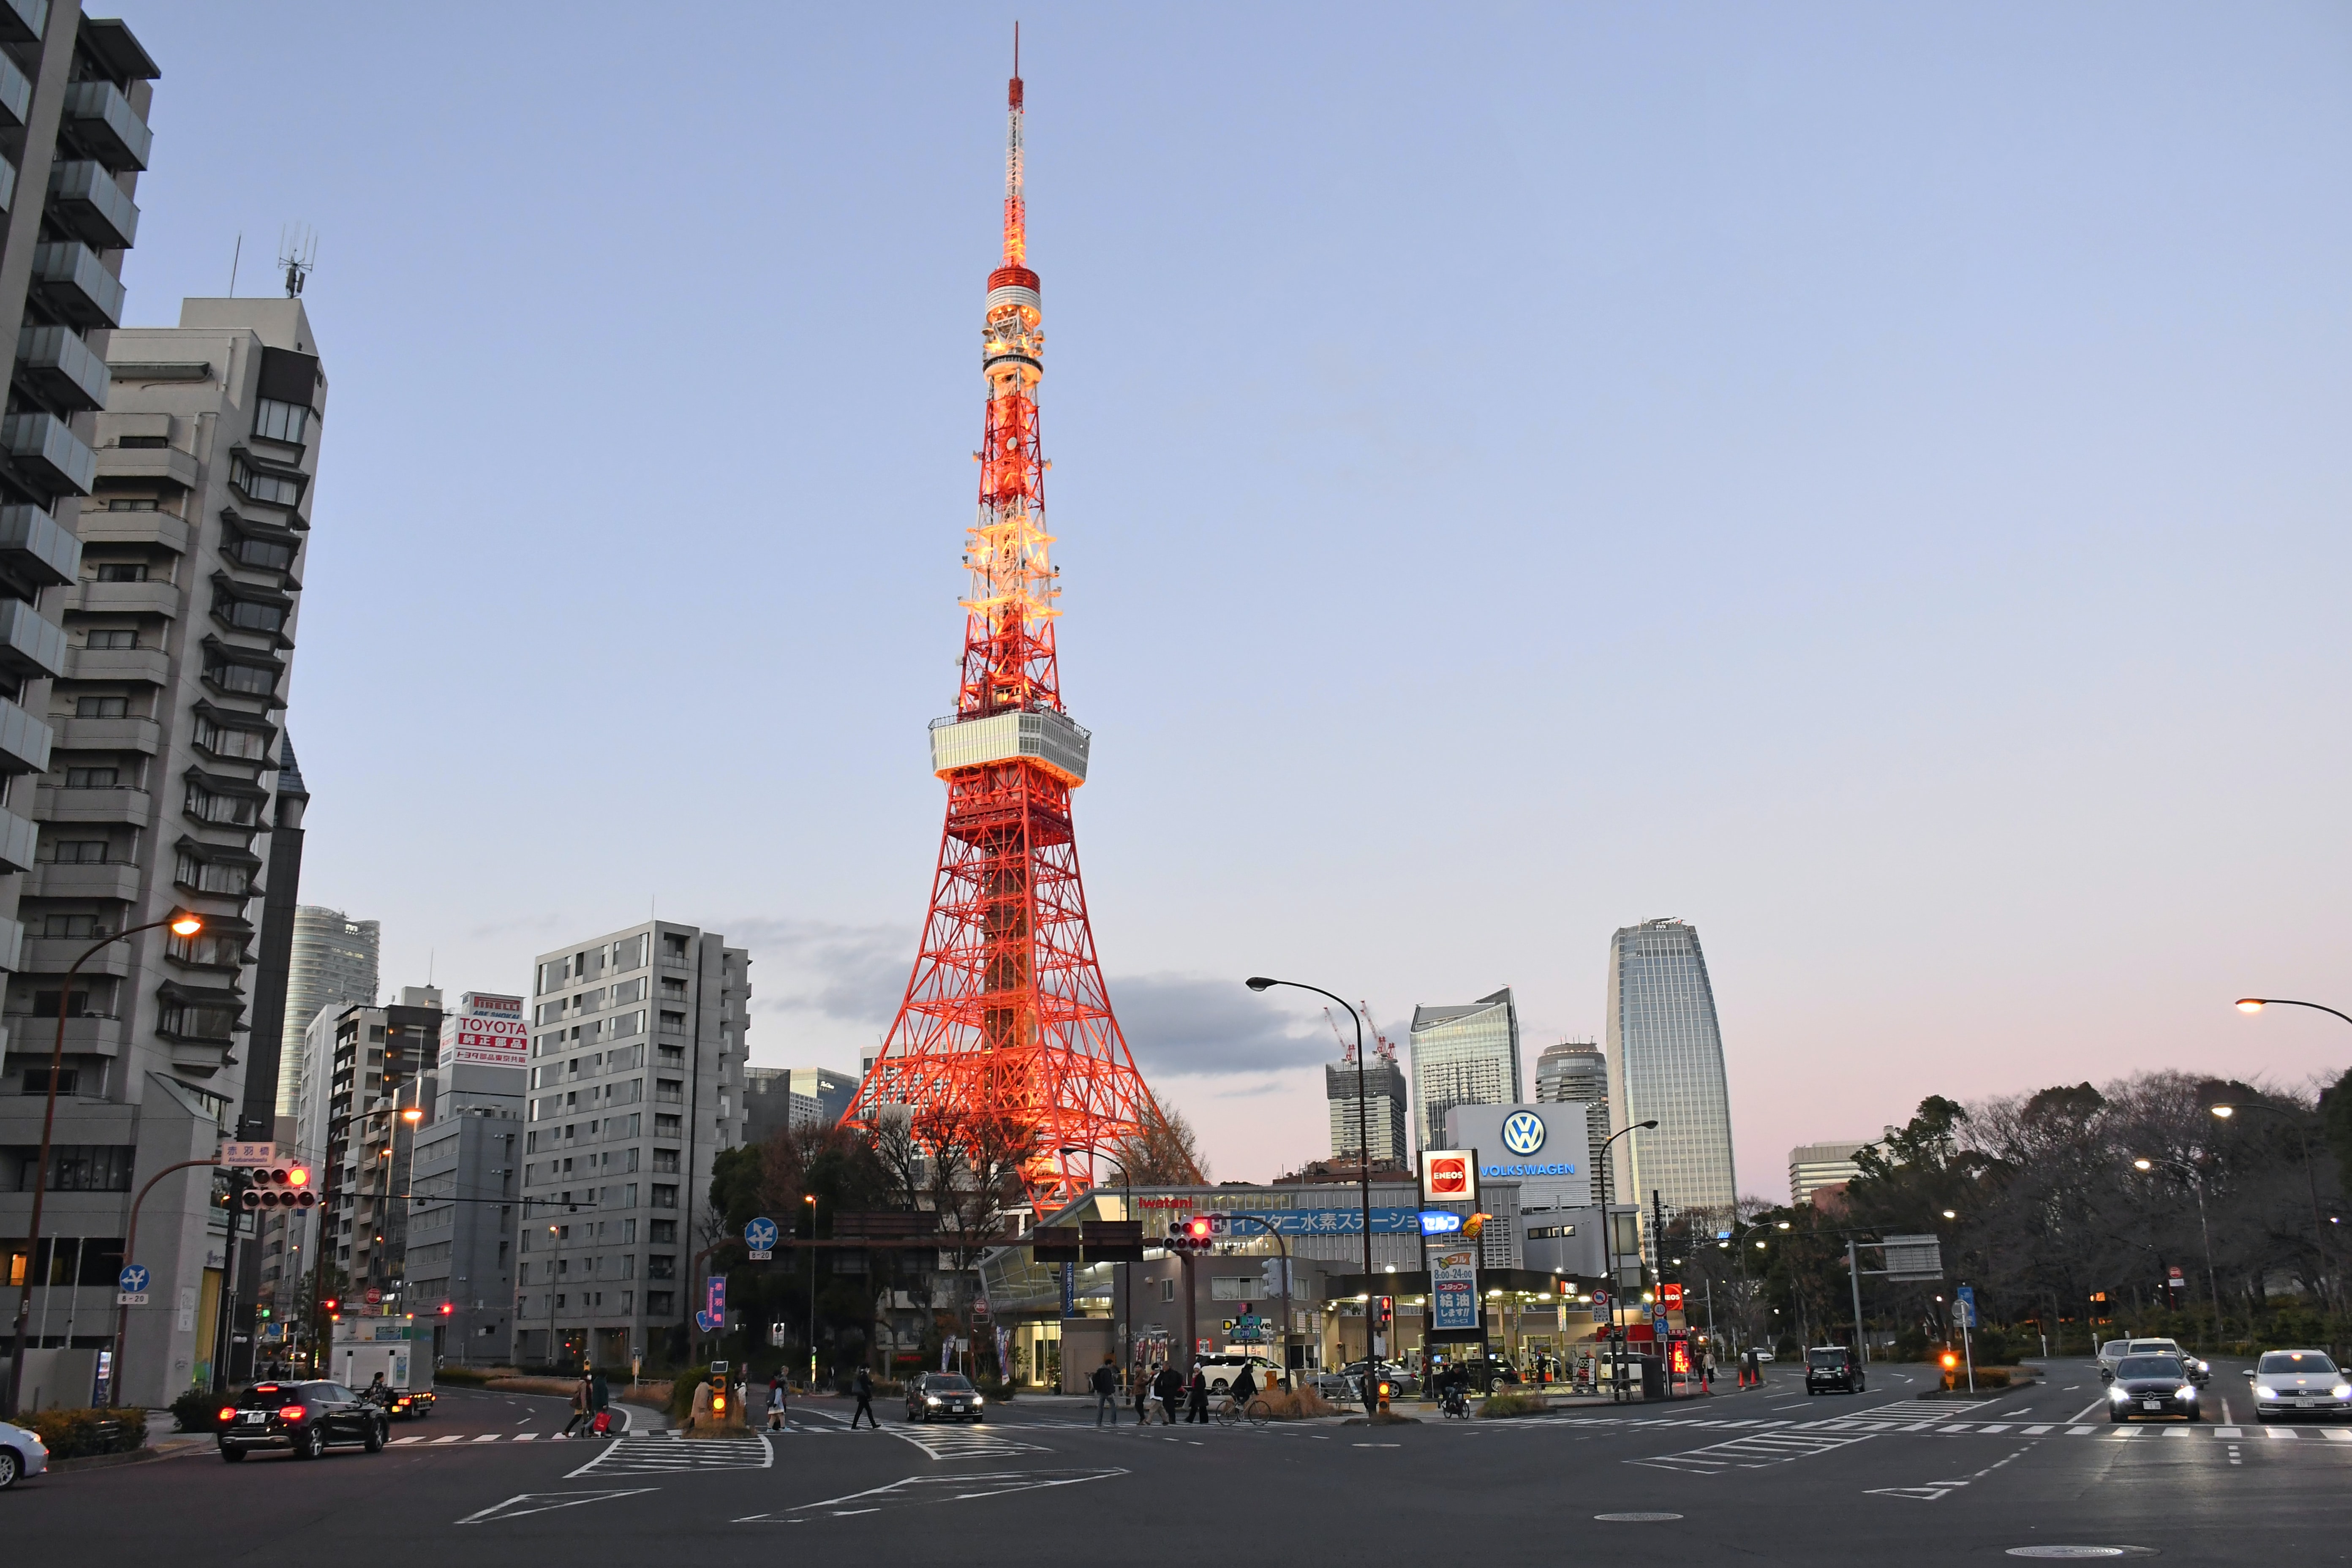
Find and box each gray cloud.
[1107,972,1331,1079]
[724,915,915,1024]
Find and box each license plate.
[2298,1399,2318,1407]
[239,1411,266,1424]
[2141,1400,2162,1410]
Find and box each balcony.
[0,596,68,680]
[0,158,14,218]
[15,324,111,412]
[1,1015,128,1058]
[61,79,152,172]
[33,784,151,828]
[0,0,44,45]
[19,936,135,978]
[65,644,169,685]
[95,441,198,490]
[55,716,161,754]
[0,694,52,775]
[70,578,180,621]
[0,505,79,589]
[0,412,97,498]
[29,243,124,330]
[0,915,20,974]
[0,43,28,129]
[45,161,139,250]
[76,507,186,554]
[0,804,33,874]
[30,860,141,902]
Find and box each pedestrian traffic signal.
[1375,1295,1394,1328]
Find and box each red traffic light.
[438,1303,454,1316]
[1185,1215,1213,1241]
[320,1297,338,1311]
[1375,1295,1394,1325]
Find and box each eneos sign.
[1421,1149,1474,1203]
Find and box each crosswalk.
[1811,1413,2352,1443]
[566,1432,774,1477]
[1629,1426,1877,1473]
[887,1421,1054,1461]
[391,1431,583,1445]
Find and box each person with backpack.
[850,1364,879,1429]
[1091,1355,1119,1426]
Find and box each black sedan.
[1805,1346,1866,1394]
[218,1381,388,1461]
[2104,1354,2199,1423]
[904,1372,984,1422]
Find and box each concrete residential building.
[518,921,750,1370]
[1605,918,1736,1216]
[1408,987,1520,1154]
[277,904,376,1118]
[1324,1054,1407,1166]
[405,993,526,1364]
[289,988,443,1314]
[1790,1139,1881,1207]
[1533,1039,1611,1205]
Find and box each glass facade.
[279,905,378,1117]
[1408,988,1521,1154]
[1606,919,1735,1212]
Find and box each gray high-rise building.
[1325,1054,1407,1166]
[1790,1139,1881,1207]
[406,993,527,1365]
[1533,1039,1610,1206]
[1605,918,1736,1215]
[1408,988,1519,1154]
[743,1066,823,1146]
[518,921,750,1369]
[278,904,377,1117]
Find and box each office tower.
[1790,1139,1880,1207]
[1324,1055,1407,1166]
[743,1067,823,1147]
[1533,1039,1611,1206]
[278,904,377,1119]
[1408,987,1520,1154]
[316,988,443,1301]
[1605,918,1736,1214]
[518,921,749,1369]
[405,993,526,1364]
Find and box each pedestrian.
[1092,1354,1119,1426]
[1132,1364,1152,1427]
[1155,1361,1183,1425]
[687,1373,713,1433]
[767,1372,788,1432]
[851,1364,879,1429]
[1230,1362,1257,1412]
[563,1372,593,1435]
[590,1367,611,1422]
[1186,1361,1210,1425]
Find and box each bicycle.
[1213,1396,1273,1429]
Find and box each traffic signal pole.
[107,1158,219,1407]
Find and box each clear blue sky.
[120,3,2351,1194]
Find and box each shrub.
[1477,1391,1543,1418]
[668,1365,716,1421]
[33,1406,148,1459]
[1253,1386,1337,1421]
[171,1387,229,1433]
[434,1364,493,1386]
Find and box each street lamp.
[2209,1098,2332,1307]
[2235,997,2352,1026]
[5,909,203,1418]
[1246,977,1380,1360]
[2131,1155,2227,1346]
[803,1194,819,1388]
[1596,1119,1658,1404]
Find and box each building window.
[116,435,168,450]
[93,562,147,583]
[653,1114,680,1138]
[184,781,261,827]
[654,1081,682,1105]
[105,497,158,512]
[63,767,119,788]
[166,931,245,968]
[202,659,278,697]
[650,1185,677,1210]
[253,398,310,444]
[83,629,136,650]
[160,999,239,1041]
[173,852,251,896]
[10,1147,132,1191]
[646,1255,675,1280]
[218,595,287,634]
[651,1149,679,1174]
[192,715,271,761]
[19,1067,79,1096]
[44,840,110,864]
[74,696,128,719]
[38,915,111,939]
[646,1292,673,1315]
[229,456,302,508]
[226,534,295,572]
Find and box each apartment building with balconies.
[516,922,750,1370]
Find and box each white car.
[0,1418,47,1489]
[2097,1339,2189,1376]
[2125,1337,2209,1381]
[1196,1353,1276,1396]
[2247,1350,2352,1422]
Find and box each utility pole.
[1846,1237,1867,1363]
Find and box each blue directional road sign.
[118,1264,149,1293]
[1955,1284,1977,1330]
[744,1217,779,1253]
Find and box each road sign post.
[745,1216,778,1262]
[1955,1285,1977,1393]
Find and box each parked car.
[1198,1353,1277,1396]
[1805,1345,1866,1395]
[218,1381,388,1461]
[2246,1350,2352,1423]
[0,1417,47,1489]
[2102,1354,2198,1424]
[903,1372,984,1423]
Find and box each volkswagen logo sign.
[1501,1111,1546,1157]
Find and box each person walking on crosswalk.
[851,1364,879,1429]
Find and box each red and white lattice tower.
[844,53,1162,1206]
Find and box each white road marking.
[455,1489,656,1525]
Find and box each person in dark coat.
[1230,1364,1257,1406]
[851,1364,879,1429]
[1154,1362,1184,1425]
[1091,1356,1119,1426]
[1185,1362,1210,1425]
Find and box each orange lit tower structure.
[846,59,1162,1206]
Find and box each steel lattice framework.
[844,57,1162,1206]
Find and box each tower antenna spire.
[1004,24,1025,267]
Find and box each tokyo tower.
[845,52,1163,1206]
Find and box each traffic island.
[1342,1410,1422,1426]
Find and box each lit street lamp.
[5,909,204,1418]
[1596,1119,1658,1403]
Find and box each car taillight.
[217,1406,237,1422]
[280,1405,307,1421]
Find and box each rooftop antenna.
[278,223,317,297]
[228,233,242,296]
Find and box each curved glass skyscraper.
[1605,918,1735,1211]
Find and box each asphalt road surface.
[10,1361,2349,1565]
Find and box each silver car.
[0,1418,48,1489]
[2247,1350,2352,1422]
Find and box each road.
[8,1361,2349,1564]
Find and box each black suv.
[1805,1346,1865,1395]
[218,1381,388,1462]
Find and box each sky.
[114,3,2351,1197]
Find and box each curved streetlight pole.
[5,909,204,1419]
[1246,978,1379,1364]
[2130,1156,2228,1351]
[2209,1099,2333,1309]
[1597,1119,1658,1403]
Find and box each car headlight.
[2110,1387,2130,1402]
[926,1396,941,1405]
[2333,1385,2351,1399]
[2256,1386,2281,1399]
[2176,1386,2197,1400]
[972,1396,983,1405]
